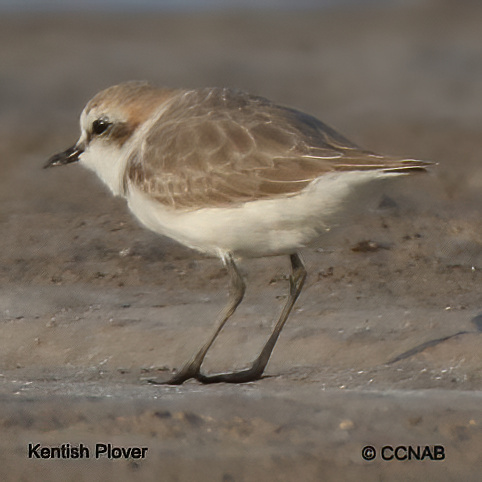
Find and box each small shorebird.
[45,81,431,384]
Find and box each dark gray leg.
[197,252,307,384]
[157,253,245,385]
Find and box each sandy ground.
[0,1,481,480]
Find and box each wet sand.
[0,1,481,480]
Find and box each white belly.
[125,171,396,258]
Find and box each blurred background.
[1,0,481,202]
[1,0,480,276]
[0,1,481,480]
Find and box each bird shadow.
[387,313,482,364]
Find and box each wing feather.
[126,88,431,209]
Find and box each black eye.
[92,119,111,136]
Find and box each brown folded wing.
[126,88,430,209]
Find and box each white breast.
[125,170,395,258]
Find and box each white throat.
[79,142,129,197]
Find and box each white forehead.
[79,103,126,132]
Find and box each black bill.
[44,144,83,169]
